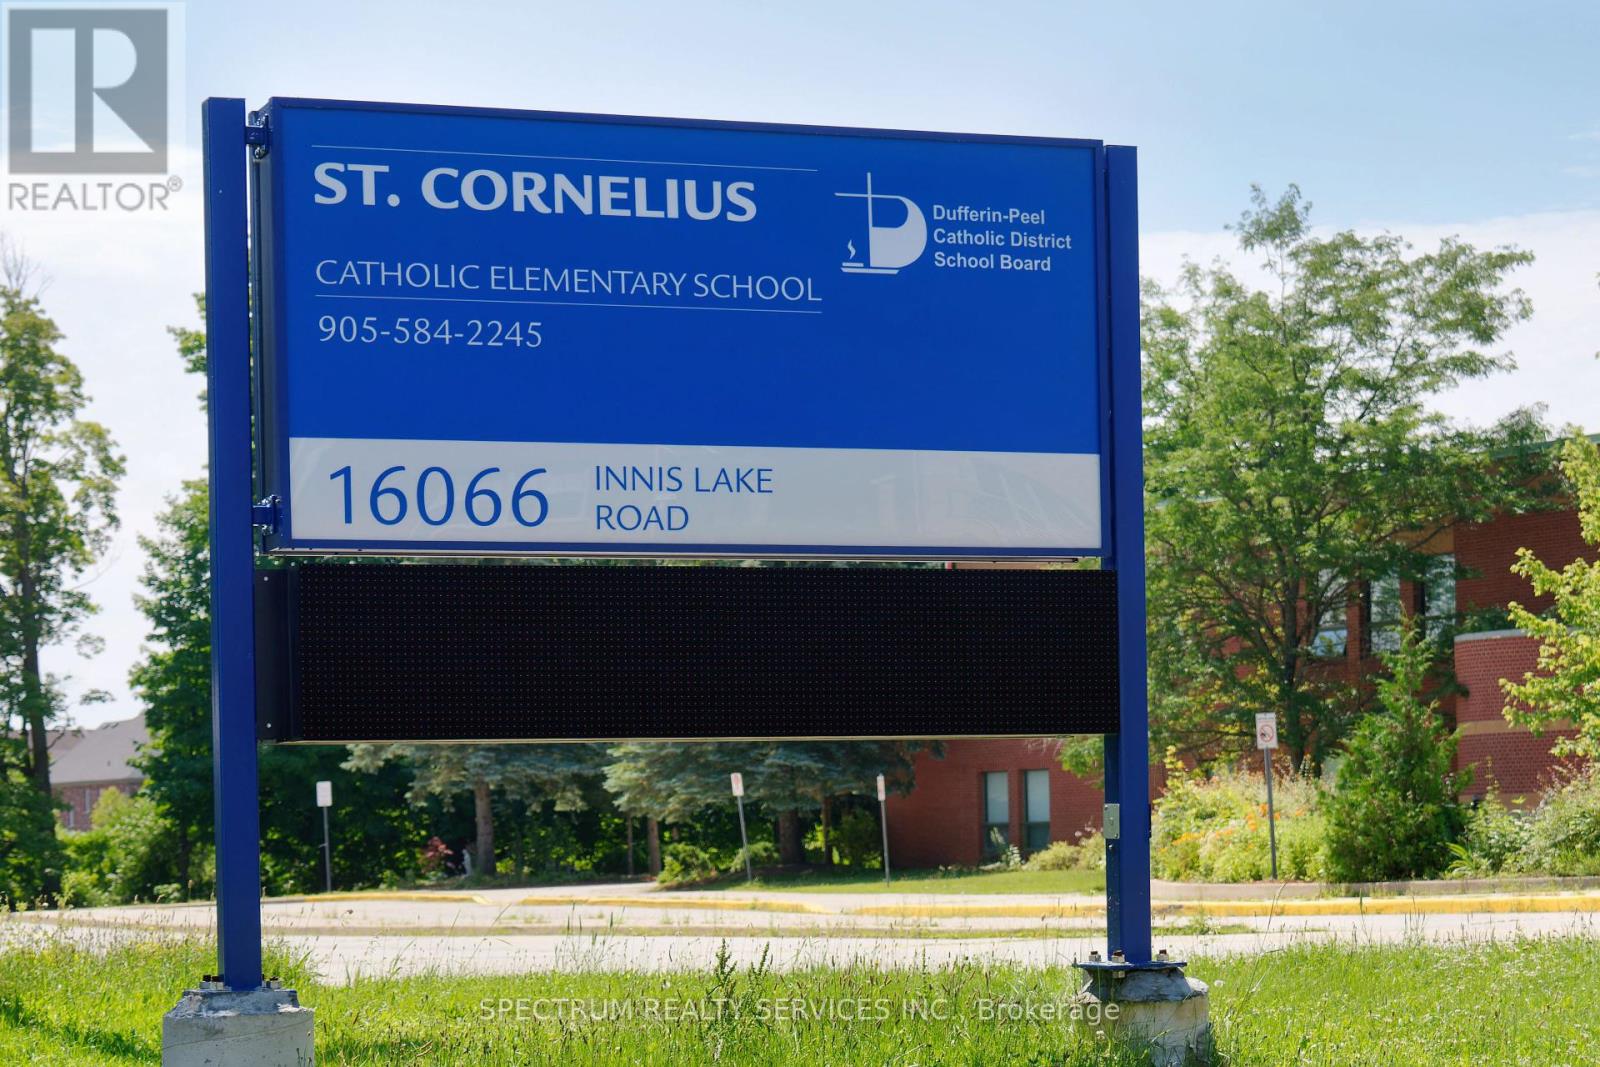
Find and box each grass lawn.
[682,866,1106,895]
[3,932,1598,1065]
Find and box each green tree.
[130,299,434,896]
[1325,626,1468,880]
[1143,186,1547,770]
[1502,435,1600,757]
[345,744,607,876]
[604,741,920,865]
[0,252,123,806]
[0,736,58,906]
[128,480,212,896]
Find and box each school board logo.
[836,173,926,275]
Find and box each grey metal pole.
[879,796,891,885]
[735,795,753,883]
[322,806,332,894]
[1263,747,1278,881]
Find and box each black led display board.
[255,563,1120,742]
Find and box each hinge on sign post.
[244,112,270,158]
[252,496,281,533]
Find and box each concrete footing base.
[161,983,314,1066]
[1073,961,1211,1066]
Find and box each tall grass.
[2,929,1598,1064]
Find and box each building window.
[1312,569,1349,658]
[1024,769,1051,853]
[1366,574,1405,654]
[1420,553,1456,641]
[982,771,1010,858]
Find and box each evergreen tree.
[605,741,921,865]
[1325,626,1468,880]
[344,743,607,876]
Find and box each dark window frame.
[1023,768,1051,853]
[982,770,1010,859]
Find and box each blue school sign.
[254,99,1107,556]
[201,97,1151,991]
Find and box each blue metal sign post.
[193,95,1157,1014]
[1103,145,1153,965]
[203,96,265,990]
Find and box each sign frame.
[1255,712,1279,750]
[200,96,1152,992]
[249,96,1116,562]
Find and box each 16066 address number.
[328,464,549,528]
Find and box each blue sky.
[7,0,1596,724]
[187,0,1600,230]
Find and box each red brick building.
[887,503,1587,867]
[50,714,148,829]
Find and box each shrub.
[726,839,778,874]
[1325,628,1468,882]
[58,868,110,909]
[0,745,61,907]
[59,789,180,905]
[419,836,453,878]
[1024,828,1105,872]
[832,809,883,868]
[659,842,721,886]
[1151,756,1325,882]
[1447,792,1533,877]
[981,828,1022,871]
[1520,767,1600,876]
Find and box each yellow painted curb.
[1177,894,1600,918]
[289,891,493,906]
[852,894,1600,920]
[852,902,1104,919]
[519,896,828,915]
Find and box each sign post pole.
[202,96,263,990]
[316,781,333,893]
[1103,144,1152,966]
[1256,713,1280,880]
[162,96,315,1065]
[877,774,891,886]
[1072,142,1211,1065]
[731,773,752,883]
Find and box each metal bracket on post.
[252,495,281,533]
[244,112,270,157]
